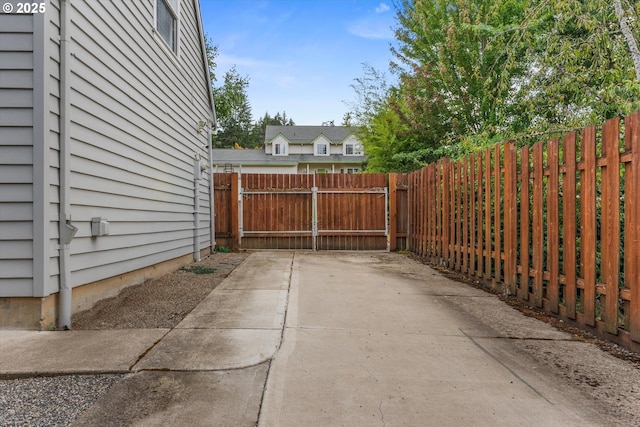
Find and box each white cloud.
[217,53,273,69]
[347,18,394,40]
[375,3,390,13]
[347,3,394,40]
[274,75,298,90]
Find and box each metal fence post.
[312,186,318,250]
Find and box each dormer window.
[274,142,286,155]
[344,142,362,156]
[315,142,329,156]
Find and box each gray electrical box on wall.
[91,217,110,236]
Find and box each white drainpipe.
[57,0,76,330]
[208,128,215,253]
[193,154,202,261]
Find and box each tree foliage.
[350,0,640,172]
[204,34,218,85]
[212,67,254,148]
[250,112,295,149]
[512,0,640,136]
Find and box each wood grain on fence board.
[547,138,560,313]
[562,132,577,319]
[601,118,621,335]
[533,142,544,307]
[518,145,530,301]
[581,126,597,327]
[625,112,640,342]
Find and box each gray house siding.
[63,0,212,290]
[0,0,214,320]
[0,12,42,297]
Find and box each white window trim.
[344,142,363,156]
[272,141,288,156]
[154,0,180,56]
[314,141,329,156]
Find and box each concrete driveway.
[2,251,638,426]
[258,252,619,426]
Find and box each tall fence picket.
[403,111,640,352]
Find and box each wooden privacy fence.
[406,111,640,352]
[214,172,393,250]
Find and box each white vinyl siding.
[1,0,212,301]
[63,0,212,288]
[0,13,37,296]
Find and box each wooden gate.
[214,173,389,250]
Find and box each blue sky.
[199,0,398,125]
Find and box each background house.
[0,0,215,329]
[212,125,366,174]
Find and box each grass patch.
[216,245,230,253]
[180,265,216,274]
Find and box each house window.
[156,0,178,53]
[316,144,328,155]
[344,143,362,156]
[347,168,359,174]
[274,143,286,155]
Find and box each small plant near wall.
[216,245,230,253]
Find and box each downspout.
[208,130,215,253]
[193,154,201,262]
[57,0,76,330]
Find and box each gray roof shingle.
[265,125,356,144]
[211,149,365,165]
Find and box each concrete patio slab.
[258,251,614,427]
[177,289,287,330]
[134,328,281,371]
[71,364,268,427]
[217,251,293,290]
[260,327,602,427]
[0,329,168,377]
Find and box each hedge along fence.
[406,111,640,352]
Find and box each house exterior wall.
[0,12,42,297]
[287,144,307,155]
[214,164,297,174]
[329,144,343,155]
[0,0,214,326]
[297,163,363,174]
[63,0,213,289]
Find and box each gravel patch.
[0,374,124,427]
[73,252,249,329]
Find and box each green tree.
[510,0,640,136]
[213,67,254,148]
[392,0,530,145]
[349,1,528,171]
[204,34,218,85]
[250,111,295,149]
[351,0,640,172]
